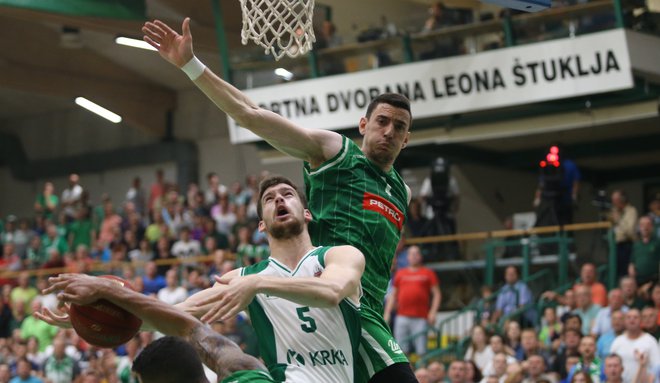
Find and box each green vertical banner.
[0,0,146,19]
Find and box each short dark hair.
[132,336,207,383]
[365,93,412,122]
[256,175,308,219]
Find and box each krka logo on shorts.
[286,348,348,367]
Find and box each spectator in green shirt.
[629,215,660,285]
[34,182,58,221]
[67,207,94,250]
[10,273,38,315]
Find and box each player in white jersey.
[188,175,365,383]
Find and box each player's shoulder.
[241,259,271,276]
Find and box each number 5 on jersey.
[296,307,317,333]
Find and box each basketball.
[68,275,143,348]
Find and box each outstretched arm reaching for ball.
[142,18,342,168]
[40,273,268,380]
[194,245,365,323]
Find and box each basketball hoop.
[240,0,316,61]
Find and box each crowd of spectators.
[1,167,659,383]
[0,170,269,382]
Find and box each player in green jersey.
[38,274,276,383]
[144,18,416,382]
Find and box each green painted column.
[558,234,568,288]
[502,13,515,47]
[485,242,495,287]
[612,0,625,28]
[402,34,414,63]
[210,0,233,82]
[608,229,617,289]
[521,238,530,281]
[308,50,320,78]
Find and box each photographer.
[420,157,460,260]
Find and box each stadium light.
[115,36,157,51]
[75,97,122,123]
[274,68,294,81]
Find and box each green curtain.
[0,0,146,19]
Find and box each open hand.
[198,274,260,323]
[142,18,194,68]
[34,306,72,329]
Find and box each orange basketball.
[68,275,143,348]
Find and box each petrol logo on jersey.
[363,192,403,231]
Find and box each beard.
[269,218,305,240]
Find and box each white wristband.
[181,56,206,81]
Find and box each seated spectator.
[20,301,57,353]
[492,266,535,327]
[475,285,496,328]
[620,276,645,310]
[153,237,175,277]
[651,283,660,325]
[482,335,517,377]
[539,306,562,349]
[629,215,660,285]
[608,190,638,279]
[427,361,445,383]
[24,237,45,270]
[522,355,557,383]
[10,273,38,316]
[569,371,593,383]
[591,289,627,337]
[519,328,550,363]
[11,356,42,383]
[465,360,483,383]
[43,337,80,383]
[602,354,624,383]
[157,269,188,306]
[596,310,625,360]
[415,367,431,383]
[566,336,605,383]
[34,182,58,221]
[448,360,467,383]
[41,224,67,260]
[552,328,582,379]
[141,261,166,296]
[504,321,523,360]
[577,263,608,307]
[170,227,201,265]
[464,325,493,372]
[609,309,660,382]
[561,353,581,383]
[573,285,602,336]
[640,306,659,340]
[481,353,508,383]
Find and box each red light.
[550,146,559,154]
[547,154,558,162]
[554,161,560,167]
[540,161,547,168]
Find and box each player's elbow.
[321,282,344,307]
[232,104,264,129]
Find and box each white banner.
[229,29,633,143]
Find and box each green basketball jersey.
[241,246,361,383]
[304,136,408,311]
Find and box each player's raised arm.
[142,18,342,168]
[197,245,365,323]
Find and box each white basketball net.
[240,0,316,61]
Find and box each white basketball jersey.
[241,246,361,383]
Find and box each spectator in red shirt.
[384,245,441,356]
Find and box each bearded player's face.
[259,184,311,239]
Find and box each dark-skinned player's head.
[132,336,208,383]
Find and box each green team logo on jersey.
[287,349,306,366]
